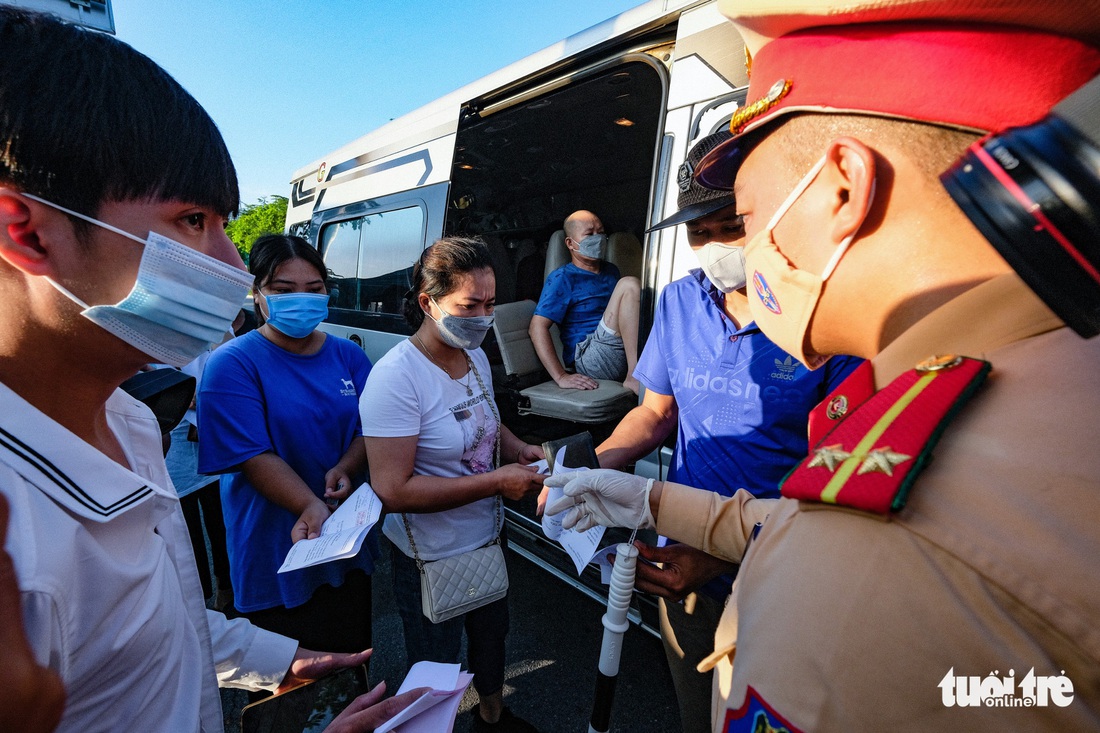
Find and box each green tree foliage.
[226,195,288,261]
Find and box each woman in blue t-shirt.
[198,234,376,653]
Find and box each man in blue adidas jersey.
[594,131,862,733]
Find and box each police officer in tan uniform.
[546,1,1100,730]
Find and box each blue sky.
[114,1,642,206]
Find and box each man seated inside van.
[529,210,641,394]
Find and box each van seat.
[492,300,635,424]
[608,232,642,280]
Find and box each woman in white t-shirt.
[361,237,544,733]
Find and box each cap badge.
[744,47,753,80]
[677,160,694,192]
[729,79,791,134]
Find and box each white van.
[285,0,748,631]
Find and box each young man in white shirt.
[0,8,419,732]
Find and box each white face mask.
[428,297,494,350]
[695,241,747,293]
[24,194,254,367]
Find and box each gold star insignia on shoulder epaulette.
[857,447,912,476]
[782,355,991,514]
[807,444,851,471]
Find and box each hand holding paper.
[540,445,605,574]
[279,483,383,573]
[544,469,655,532]
[373,661,473,733]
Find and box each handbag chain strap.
[402,350,503,573]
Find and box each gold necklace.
[413,332,473,396]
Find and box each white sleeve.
[206,609,298,691]
[360,356,422,438]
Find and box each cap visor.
[694,137,744,191]
[646,195,736,232]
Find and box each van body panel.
[285,0,749,635]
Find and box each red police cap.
[695,0,1100,189]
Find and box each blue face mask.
[25,193,253,368]
[260,292,330,339]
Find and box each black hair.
[403,237,494,329]
[249,234,328,324]
[0,8,239,224]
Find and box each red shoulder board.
[781,355,991,514]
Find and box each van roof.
[290,0,703,184]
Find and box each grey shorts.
[573,322,627,381]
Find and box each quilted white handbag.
[402,352,509,624]
[418,538,509,623]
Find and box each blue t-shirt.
[197,330,377,612]
[636,270,863,497]
[635,271,862,598]
[534,262,620,367]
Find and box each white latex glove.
[544,469,655,532]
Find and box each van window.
[318,206,424,316]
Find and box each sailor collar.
[0,381,172,523]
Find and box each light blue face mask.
[24,193,254,368]
[259,291,329,339]
[574,233,608,261]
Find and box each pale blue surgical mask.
[429,297,494,350]
[574,233,608,261]
[24,193,253,368]
[259,291,329,339]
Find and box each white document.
[591,544,659,585]
[277,482,383,573]
[540,447,605,575]
[592,545,617,584]
[374,661,474,733]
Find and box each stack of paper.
[375,662,473,733]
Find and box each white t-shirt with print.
[360,338,502,561]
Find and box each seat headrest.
[545,230,570,280]
[607,232,642,280]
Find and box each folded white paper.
[278,482,382,573]
[375,661,474,733]
[540,446,605,574]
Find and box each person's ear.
[417,292,433,317]
[820,137,877,245]
[0,191,54,275]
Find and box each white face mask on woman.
[24,193,253,367]
[742,156,874,369]
[429,298,495,350]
